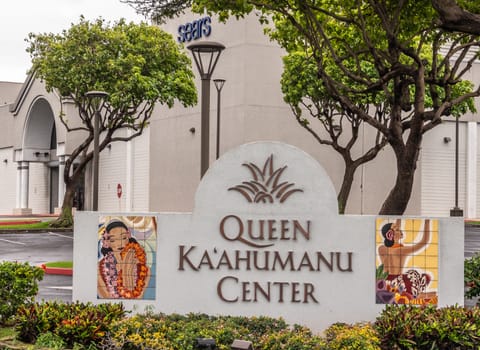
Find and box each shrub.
[323,322,380,350]
[35,332,66,350]
[0,261,44,325]
[433,306,480,348]
[15,301,126,348]
[374,305,429,348]
[465,253,480,303]
[107,313,291,350]
[375,305,480,349]
[259,324,324,350]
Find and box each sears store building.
[0,11,479,218]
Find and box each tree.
[27,17,197,227]
[127,0,480,215]
[281,51,388,213]
[265,0,480,214]
[433,0,480,35]
[121,0,192,23]
[123,0,480,32]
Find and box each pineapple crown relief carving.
[228,155,303,203]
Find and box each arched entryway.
[16,97,83,214]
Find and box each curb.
[40,264,73,276]
[0,219,41,226]
[0,228,72,234]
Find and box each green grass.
[44,261,72,269]
[0,221,52,230]
[466,221,480,226]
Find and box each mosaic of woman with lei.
[97,219,151,299]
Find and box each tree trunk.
[379,145,419,215]
[337,163,357,214]
[49,181,75,228]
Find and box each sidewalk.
[0,213,58,223]
[0,213,58,219]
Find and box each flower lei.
[99,252,120,298]
[116,242,149,298]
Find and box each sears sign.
[177,16,212,43]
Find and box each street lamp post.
[187,41,225,178]
[213,79,226,160]
[85,90,109,211]
[450,116,463,217]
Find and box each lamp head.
[187,41,225,79]
[85,90,109,99]
[213,79,226,91]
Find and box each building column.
[13,161,32,215]
[58,156,66,209]
[466,121,477,218]
[20,161,29,209]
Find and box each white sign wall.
[73,141,464,331]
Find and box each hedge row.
[13,303,480,349]
[2,256,480,349]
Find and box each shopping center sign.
[178,152,353,305]
[73,142,464,331]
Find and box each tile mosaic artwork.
[376,218,438,305]
[97,215,157,300]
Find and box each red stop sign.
[117,183,122,198]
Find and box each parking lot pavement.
[0,231,73,303]
[37,273,72,302]
[0,231,73,264]
[465,224,480,259]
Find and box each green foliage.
[121,0,193,24]
[35,332,66,350]
[323,322,380,350]
[0,261,44,325]
[27,17,198,227]
[27,17,197,110]
[6,304,480,349]
[259,324,324,349]
[465,253,480,302]
[375,305,480,349]
[376,264,389,281]
[15,301,126,348]
[456,0,480,13]
[0,326,16,339]
[107,313,292,350]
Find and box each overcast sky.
[0,0,146,83]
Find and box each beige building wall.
[131,131,150,211]
[98,141,127,212]
[149,12,419,215]
[0,147,16,213]
[421,121,466,217]
[83,128,150,213]
[96,131,150,212]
